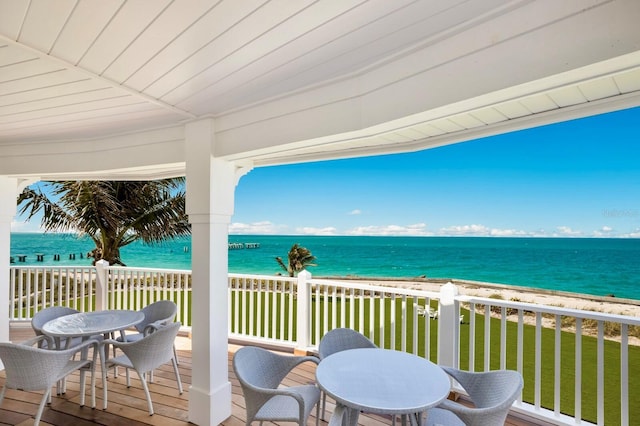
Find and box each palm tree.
[275,243,317,277]
[17,179,189,266]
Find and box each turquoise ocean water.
[9,233,640,300]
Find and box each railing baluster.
[575,317,582,421]
[484,304,491,370]
[554,314,561,416]
[535,312,542,410]
[621,323,629,426]
[597,321,604,426]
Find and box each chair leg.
[0,384,6,406]
[136,370,154,415]
[173,344,179,365]
[172,356,183,394]
[99,346,108,410]
[34,389,51,426]
[321,392,327,420]
[90,363,97,409]
[79,369,86,407]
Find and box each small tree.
[275,243,316,277]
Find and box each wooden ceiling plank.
[0,43,37,67]
[0,101,163,128]
[50,0,124,65]
[18,0,76,53]
[547,86,588,108]
[0,58,65,83]
[0,69,81,96]
[103,0,218,84]
[0,0,30,40]
[78,0,172,75]
[144,0,316,99]
[614,69,640,93]
[0,79,109,108]
[493,101,532,119]
[170,0,373,108]
[469,108,508,125]
[123,0,269,91]
[448,114,486,130]
[0,87,122,115]
[578,78,621,101]
[519,94,559,114]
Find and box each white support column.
[185,119,252,425]
[0,177,17,348]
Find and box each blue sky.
[13,106,640,238]
[230,106,640,238]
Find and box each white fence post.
[295,270,312,354]
[437,281,460,368]
[94,260,109,312]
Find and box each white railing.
[228,274,297,344]
[101,263,192,327]
[457,295,640,426]
[9,265,99,319]
[8,264,640,425]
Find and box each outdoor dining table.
[42,309,144,344]
[42,309,145,408]
[315,348,451,426]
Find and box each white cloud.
[348,209,361,215]
[555,226,583,237]
[488,228,529,237]
[296,226,339,236]
[229,221,286,235]
[624,228,640,238]
[439,224,491,236]
[439,224,533,237]
[346,223,429,236]
[11,220,42,233]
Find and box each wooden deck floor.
[2,325,553,426]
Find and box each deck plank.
[2,324,552,426]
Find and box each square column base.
[188,381,232,425]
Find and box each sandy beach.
[324,276,640,345]
[335,277,640,316]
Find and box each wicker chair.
[427,367,523,426]
[318,328,377,420]
[233,346,321,426]
[31,306,81,349]
[0,335,99,426]
[115,300,178,364]
[101,321,183,414]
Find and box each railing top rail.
[105,265,191,274]
[309,277,441,299]
[458,294,640,325]
[228,273,297,283]
[10,265,96,270]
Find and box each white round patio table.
[42,309,145,409]
[42,310,144,338]
[316,348,450,426]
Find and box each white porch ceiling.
[1,0,640,178]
